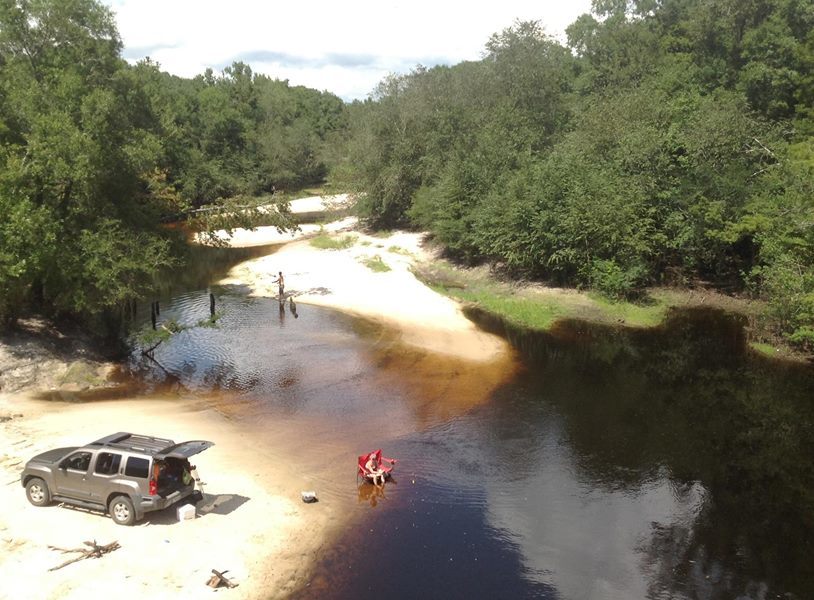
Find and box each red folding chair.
[357,449,397,484]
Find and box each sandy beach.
[0,196,515,599]
[0,393,350,600]
[218,216,510,362]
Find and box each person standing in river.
[272,271,285,299]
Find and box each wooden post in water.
[155,300,160,316]
[210,293,215,317]
[150,302,156,330]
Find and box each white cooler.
[176,503,196,521]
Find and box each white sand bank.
[220,228,510,362]
[288,193,351,214]
[196,194,354,248]
[209,216,356,248]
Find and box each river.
[124,243,813,600]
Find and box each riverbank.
[212,206,806,363]
[0,317,118,396]
[0,392,344,600]
[218,222,511,363]
[412,256,813,363]
[0,198,519,600]
[0,313,348,599]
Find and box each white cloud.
[103,0,593,100]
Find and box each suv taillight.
[150,462,159,496]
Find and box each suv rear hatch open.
[155,440,214,460]
[153,440,214,498]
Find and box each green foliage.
[338,2,814,347]
[749,341,778,357]
[309,233,357,250]
[445,288,567,330]
[0,0,345,332]
[589,259,647,299]
[360,255,391,272]
[743,143,814,349]
[196,312,223,329]
[192,195,295,247]
[138,321,178,347]
[138,311,222,352]
[0,0,178,329]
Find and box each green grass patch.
[750,341,778,357]
[360,240,372,246]
[310,234,357,250]
[587,292,669,327]
[388,245,412,255]
[416,259,674,332]
[360,255,391,272]
[370,230,393,238]
[439,286,566,329]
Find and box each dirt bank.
[0,318,117,396]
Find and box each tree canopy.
[338,0,814,349]
[0,0,345,333]
[2,0,813,349]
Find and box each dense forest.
[339,0,814,350]
[0,0,345,333]
[2,0,813,350]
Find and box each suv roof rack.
[90,432,175,454]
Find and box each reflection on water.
[300,309,813,600]
[124,245,813,599]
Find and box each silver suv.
[21,432,213,525]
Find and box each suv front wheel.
[109,495,136,526]
[26,478,51,506]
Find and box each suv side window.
[94,452,122,475]
[124,456,150,479]
[63,452,92,472]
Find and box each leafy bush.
[588,260,646,300]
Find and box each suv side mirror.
[59,459,70,469]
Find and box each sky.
[102,0,594,101]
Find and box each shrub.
[589,259,646,300]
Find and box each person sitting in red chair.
[365,453,385,486]
[359,449,396,486]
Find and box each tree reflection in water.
[470,306,814,598]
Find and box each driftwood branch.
[48,540,120,571]
[141,324,177,356]
[207,568,238,589]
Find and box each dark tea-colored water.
[126,244,814,600]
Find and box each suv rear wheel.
[109,495,135,526]
[26,478,51,506]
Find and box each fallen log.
[48,539,120,571]
[207,568,238,589]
